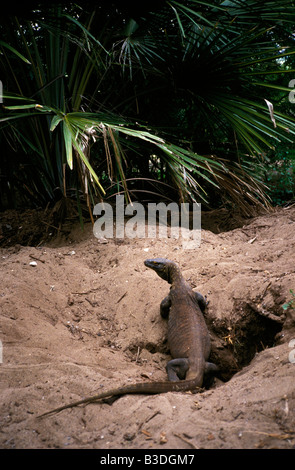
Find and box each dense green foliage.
[1,0,295,216]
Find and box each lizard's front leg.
[160,295,171,318]
[193,290,208,313]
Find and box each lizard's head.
[144,258,175,283]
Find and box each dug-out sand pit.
[0,207,295,449]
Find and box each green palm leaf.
[1,1,295,215]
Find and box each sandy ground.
[0,206,295,449]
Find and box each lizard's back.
[168,283,211,370]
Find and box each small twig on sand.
[29,254,45,264]
[173,433,198,449]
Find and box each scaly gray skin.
[38,258,217,418]
[144,258,216,384]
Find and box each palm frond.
[2,1,295,215]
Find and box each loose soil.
[0,206,295,449]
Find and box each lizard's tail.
[37,376,203,418]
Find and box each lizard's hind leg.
[203,362,219,388]
[166,358,189,381]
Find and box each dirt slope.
[0,206,295,449]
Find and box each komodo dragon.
[38,258,217,418]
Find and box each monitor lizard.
[38,258,217,417]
